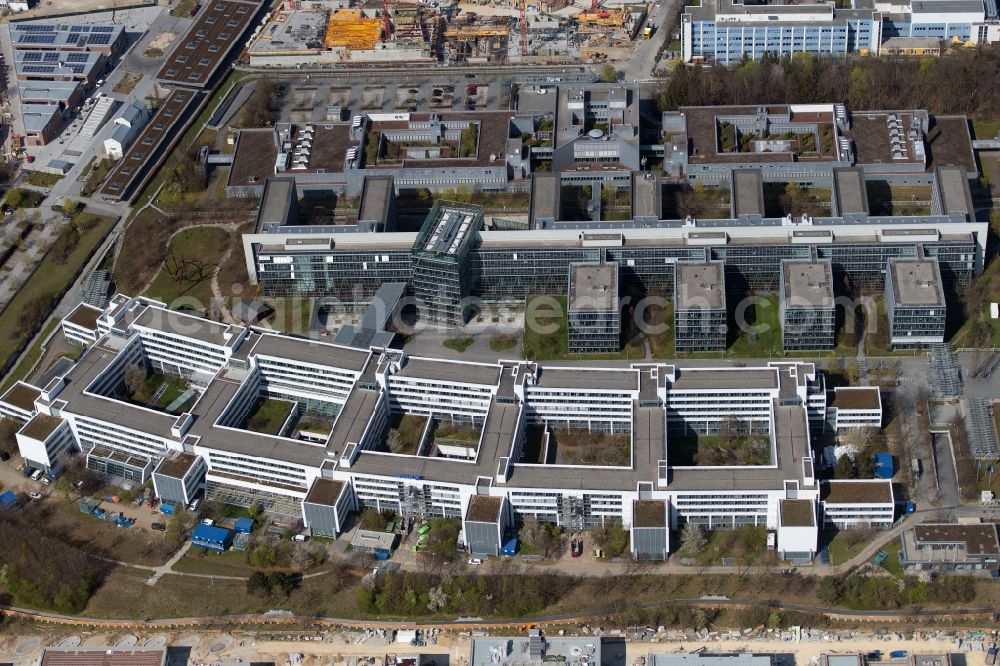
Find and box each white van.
[293,534,308,542]
[29,469,42,481]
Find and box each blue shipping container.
[874,453,894,479]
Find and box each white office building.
[0,296,899,557]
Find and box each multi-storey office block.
[780,259,835,352]
[674,262,726,353]
[567,261,620,354]
[885,257,946,348]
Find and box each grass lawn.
[973,119,1000,140]
[244,397,294,436]
[823,529,873,565]
[80,158,113,197]
[265,297,313,334]
[875,537,903,576]
[129,372,191,412]
[25,171,62,188]
[728,294,782,357]
[0,214,115,374]
[489,335,518,352]
[645,300,675,359]
[144,226,230,308]
[172,548,258,576]
[434,421,481,442]
[0,319,58,393]
[522,294,644,361]
[443,336,474,353]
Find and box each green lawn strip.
[25,172,62,188]
[0,319,59,393]
[973,119,1000,140]
[443,336,474,353]
[0,215,116,377]
[489,335,517,352]
[728,294,782,358]
[80,158,113,197]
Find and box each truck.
[643,20,654,38]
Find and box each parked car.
[468,557,483,565]
[29,469,42,481]
[293,533,308,542]
[151,522,167,532]
[187,498,200,511]
[28,491,42,500]
[40,476,51,485]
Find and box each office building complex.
[779,259,835,352]
[680,0,1000,64]
[242,99,984,318]
[0,295,896,559]
[674,262,727,353]
[567,261,620,353]
[885,258,946,348]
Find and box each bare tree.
[123,362,146,396]
[680,521,706,556]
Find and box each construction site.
[248,0,438,66]
[247,0,649,67]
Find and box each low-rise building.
[828,387,882,430]
[898,522,1000,576]
[820,480,895,529]
[104,100,151,160]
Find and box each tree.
[679,522,706,556]
[0,418,18,458]
[589,521,629,558]
[249,543,278,568]
[246,570,271,596]
[266,571,296,596]
[518,517,561,558]
[818,575,845,604]
[766,610,782,630]
[599,64,617,83]
[123,362,146,396]
[834,453,857,479]
[60,197,78,217]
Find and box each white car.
[468,557,483,565]
[28,491,42,500]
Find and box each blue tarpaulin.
[192,523,233,551]
[0,490,18,511]
[500,538,518,556]
[234,517,254,534]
